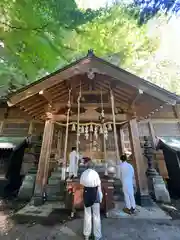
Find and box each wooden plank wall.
[0,106,45,163]
[138,104,180,179]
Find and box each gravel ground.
[1,217,180,240]
[0,199,180,239]
[159,199,180,220]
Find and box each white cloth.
[83,203,102,239]
[80,169,101,187]
[69,150,79,177]
[120,161,136,209]
[80,168,102,239]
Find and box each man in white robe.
[120,154,136,214]
[69,147,79,178]
[80,158,103,240]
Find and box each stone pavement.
[15,200,171,221]
[1,216,180,240]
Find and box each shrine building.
[0,50,180,207]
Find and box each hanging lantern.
[85,125,89,140]
[81,126,84,134]
[101,110,105,118]
[104,132,108,140]
[71,123,76,131]
[94,126,98,139]
[85,133,89,140]
[107,123,112,131]
[99,126,103,134]
[90,124,93,132]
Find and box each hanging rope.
[62,88,71,180]
[76,81,81,154]
[110,88,120,164]
[101,88,108,174]
[55,121,128,127]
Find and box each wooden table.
[65,178,114,217]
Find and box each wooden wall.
[0,103,180,174]
[120,104,180,179]
[138,104,180,179]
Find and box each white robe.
[120,161,136,209]
[69,150,79,177]
[80,168,102,239]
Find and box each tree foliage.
[0,0,180,96]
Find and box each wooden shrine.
[2,50,180,206]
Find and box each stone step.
[46,189,64,196]
[48,179,62,185]
[51,172,62,178]
[18,172,37,201]
[113,194,124,201]
[46,195,64,201]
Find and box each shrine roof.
[7,50,180,120]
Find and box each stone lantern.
[143,136,170,203]
[143,136,158,177]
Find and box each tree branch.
[0,21,48,31]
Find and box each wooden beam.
[95,82,130,106]
[50,113,128,122]
[129,90,143,108]
[20,100,45,111]
[128,118,149,196]
[8,59,91,106]
[91,58,177,105]
[140,119,180,123]
[20,96,43,106]
[54,102,128,111]
[34,119,54,197]
[47,82,67,94]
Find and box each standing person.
[120,154,136,214]
[80,157,103,240]
[69,147,79,178]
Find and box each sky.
[76,0,114,9]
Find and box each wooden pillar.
[128,118,152,206]
[56,128,63,160]
[34,119,54,202]
[148,120,157,148]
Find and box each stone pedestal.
[152,175,171,203]
[135,191,154,207]
[46,167,65,201]
[33,184,44,206]
[18,167,37,201]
